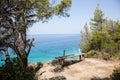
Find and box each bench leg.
[79,55,81,61]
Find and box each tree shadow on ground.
[51,59,82,73]
[91,77,110,80]
[41,76,66,80]
[51,59,82,67]
[28,62,43,73]
[52,67,63,73]
[49,76,66,80]
[34,62,43,72]
[63,60,81,67]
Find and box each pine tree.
[90,4,105,32]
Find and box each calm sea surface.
[0,34,81,65]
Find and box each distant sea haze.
[0,34,81,65]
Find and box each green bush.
[0,58,36,80]
[84,50,98,58]
[110,65,120,80]
[114,52,120,60]
[84,50,111,60]
[102,52,111,60]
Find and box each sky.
[27,0,120,34]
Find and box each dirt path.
[36,58,120,80]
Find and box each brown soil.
[35,58,120,80]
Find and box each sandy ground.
[35,58,120,80]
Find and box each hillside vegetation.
[79,5,120,60]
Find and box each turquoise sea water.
[28,34,81,63]
[0,34,81,65]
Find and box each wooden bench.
[55,53,84,68]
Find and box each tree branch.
[26,38,34,56]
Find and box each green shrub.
[110,65,120,80]
[84,50,98,58]
[102,52,111,60]
[85,50,111,60]
[0,58,36,80]
[114,52,120,60]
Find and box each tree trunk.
[5,47,10,63]
[21,53,28,68]
[15,35,34,68]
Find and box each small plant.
[110,65,120,80]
